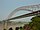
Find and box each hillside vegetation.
[29,16,40,30]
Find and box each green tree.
[29,16,40,30]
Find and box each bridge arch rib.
[7,7,33,19]
[7,4,40,19]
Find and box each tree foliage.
[29,16,40,30]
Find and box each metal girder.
[4,10,40,21]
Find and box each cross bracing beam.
[3,10,40,21]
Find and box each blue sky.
[0,0,40,21]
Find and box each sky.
[0,0,40,21]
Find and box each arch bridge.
[6,4,40,21]
[2,4,40,30]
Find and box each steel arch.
[7,4,40,19]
